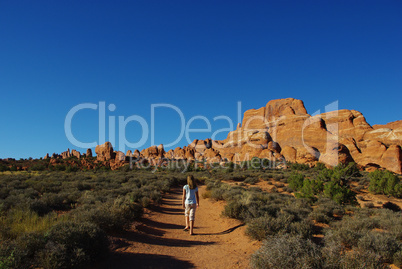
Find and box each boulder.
[281,146,297,163]
[381,145,402,174]
[359,141,387,166]
[319,143,354,167]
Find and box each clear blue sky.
[1,0,401,159]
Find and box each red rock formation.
[218,98,401,173]
[71,149,81,159]
[85,98,401,174]
[95,142,114,161]
[115,151,126,162]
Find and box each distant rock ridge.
[44,98,402,173]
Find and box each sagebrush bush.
[250,234,322,269]
[310,198,344,224]
[394,250,402,268]
[43,221,109,268]
[244,177,259,185]
[357,232,400,263]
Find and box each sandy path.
[95,185,260,269]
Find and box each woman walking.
[182,175,200,235]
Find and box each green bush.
[369,170,402,198]
[295,178,324,202]
[323,180,356,205]
[288,172,305,191]
[314,162,326,171]
[289,163,310,171]
[4,231,46,269]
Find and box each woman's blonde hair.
[187,175,197,190]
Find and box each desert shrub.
[295,178,324,202]
[321,240,388,269]
[289,163,310,171]
[210,188,226,200]
[73,198,143,231]
[29,200,51,215]
[394,250,402,268]
[283,186,293,193]
[382,201,401,212]
[29,164,46,171]
[0,209,62,240]
[372,209,402,240]
[274,182,284,188]
[314,162,326,171]
[340,250,389,269]
[317,162,360,184]
[273,174,284,181]
[246,214,313,241]
[314,197,344,220]
[365,202,375,208]
[42,221,109,268]
[244,177,259,185]
[279,177,287,183]
[250,234,322,269]
[324,213,377,248]
[323,180,356,205]
[357,232,400,263]
[0,231,45,269]
[369,170,402,198]
[0,163,10,172]
[223,200,247,220]
[288,172,305,191]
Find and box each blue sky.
[0,0,401,159]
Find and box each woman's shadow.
[193,223,245,236]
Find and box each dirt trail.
[95,185,260,269]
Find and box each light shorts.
[185,204,197,221]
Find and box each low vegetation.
[0,170,188,268]
[204,161,402,269]
[1,157,401,268]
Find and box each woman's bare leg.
[190,220,194,235]
[185,216,189,229]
